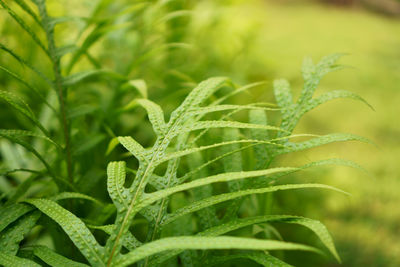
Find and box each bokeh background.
[1,0,399,266]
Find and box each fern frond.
[0,211,40,255]
[0,130,55,177]
[0,90,49,136]
[136,99,167,136]
[25,199,105,266]
[0,65,55,111]
[0,204,34,232]
[273,133,372,156]
[50,192,103,206]
[205,252,293,267]
[0,252,40,267]
[306,89,374,112]
[0,43,51,83]
[161,184,347,227]
[151,214,338,265]
[61,69,125,87]
[115,236,321,267]
[138,168,298,211]
[33,246,89,267]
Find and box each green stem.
[36,0,73,184]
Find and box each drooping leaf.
[0,43,51,83]
[0,65,55,111]
[305,90,374,112]
[0,211,41,255]
[0,204,34,232]
[136,99,166,136]
[138,168,298,211]
[62,69,125,86]
[0,90,49,135]
[33,246,89,267]
[273,133,372,156]
[179,121,285,135]
[50,192,103,206]
[25,199,105,266]
[115,236,321,267]
[162,184,348,226]
[205,252,293,267]
[0,252,40,267]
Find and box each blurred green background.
[1,0,399,266]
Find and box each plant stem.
[37,1,73,184]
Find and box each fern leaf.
[170,77,228,120]
[0,90,49,135]
[178,144,257,184]
[33,246,89,267]
[273,133,372,156]
[249,109,271,170]
[221,128,243,220]
[107,162,130,210]
[214,81,267,105]
[0,131,54,177]
[205,215,339,261]
[62,69,125,87]
[153,215,340,264]
[138,168,298,211]
[0,204,33,232]
[273,79,293,117]
[117,137,148,162]
[305,90,374,112]
[189,104,278,116]
[88,225,141,251]
[25,199,105,266]
[0,211,40,255]
[187,152,218,230]
[0,65,55,111]
[50,192,103,206]
[160,139,284,164]
[136,99,166,136]
[179,121,285,134]
[206,252,292,267]
[115,236,320,267]
[0,43,51,83]
[0,252,40,267]
[162,184,348,226]
[124,79,148,98]
[300,54,343,103]
[253,158,369,189]
[0,129,59,148]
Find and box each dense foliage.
[0,1,372,266]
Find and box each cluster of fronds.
[0,0,372,266]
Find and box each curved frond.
[116,236,321,267]
[25,199,105,266]
[0,252,40,267]
[162,184,348,226]
[33,246,89,267]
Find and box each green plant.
[0,0,372,266]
